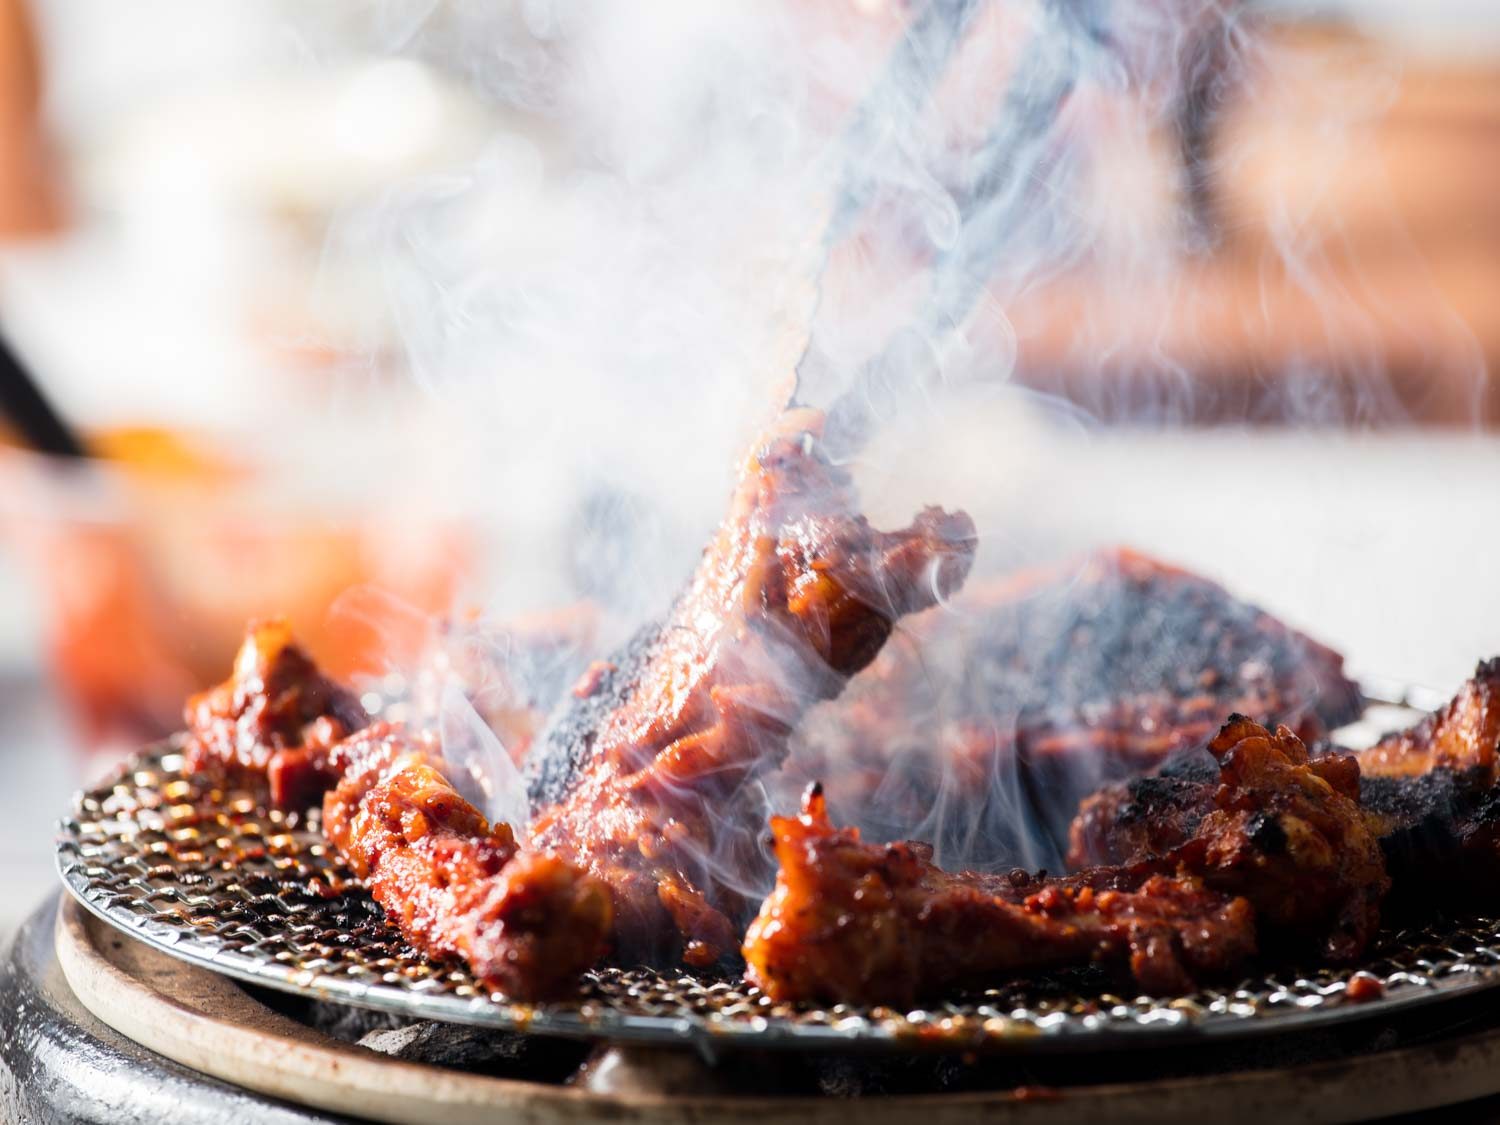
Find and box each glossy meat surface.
[786,548,1362,868]
[1356,659,1500,781]
[526,409,977,965]
[743,786,1256,1005]
[323,723,612,1001]
[1073,664,1500,917]
[1070,719,1387,962]
[183,618,368,806]
[1175,717,1387,962]
[1355,660,1500,907]
[752,711,1387,1005]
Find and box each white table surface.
[864,422,1500,693]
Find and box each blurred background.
[1,0,1497,932]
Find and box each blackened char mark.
[525,624,661,810]
[1112,750,1218,831]
[1065,747,1219,868]
[1362,766,1500,913]
[950,553,1365,737]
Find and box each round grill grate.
[55,708,1500,1055]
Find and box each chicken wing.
[525,409,977,965]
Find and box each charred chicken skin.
[1072,665,1500,928]
[743,784,1257,1005]
[1173,717,1387,962]
[526,409,977,966]
[1354,659,1500,908]
[1068,719,1387,963]
[1070,664,1500,869]
[1355,659,1500,781]
[322,723,612,1001]
[785,548,1362,868]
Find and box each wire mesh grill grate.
[55,725,1500,1054]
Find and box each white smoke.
[304,1,1486,866]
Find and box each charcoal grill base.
[0,894,348,1125]
[12,892,1500,1124]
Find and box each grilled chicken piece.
[322,723,612,1001]
[184,610,598,810]
[1069,719,1387,963]
[525,409,977,966]
[1073,664,1500,912]
[184,618,368,806]
[751,712,1387,1005]
[1356,659,1500,781]
[743,785,1257,1004]
[785,548,1362,868]
[187,627,612,1000]
[1073,664,1500,927]
[1175,717,1387,961]
[1355,660,1500,908]
[1071,719,1388,959]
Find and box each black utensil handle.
[0,329,86,458]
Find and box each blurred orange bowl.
[0,426,474,751]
